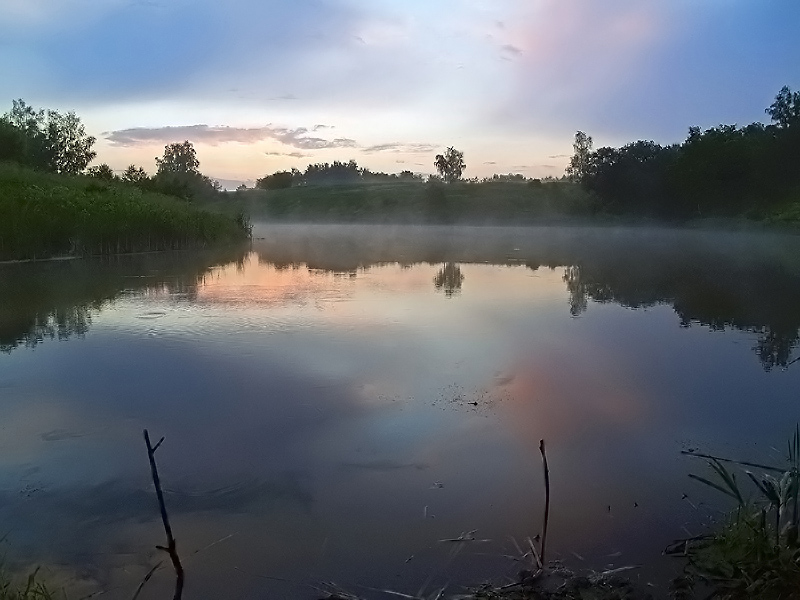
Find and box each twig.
[131,562,163,600]
[144,429,184,600]
[526,536,543,570]
[539,439,550,564]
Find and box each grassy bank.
[208,180,800,229]
[209,179,594,224]
[0,163,250,261]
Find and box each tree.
[86,163,116,180]
[434,147,465,183]
[766,85,800,128]
[156,141,200,175]
[256,171,293,190]
[565,131,593,182]
[1,100,95,173]
[121,164,149,184]
[45,109,96,173]
[152,141,220,200]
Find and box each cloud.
[500,44,522,57]
[548,154,570,159]
[105,124,357,150]
[483,161,497,165]
[265,151,309,158]
[362,142,437,154]
[312,124,334,131]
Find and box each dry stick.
[539,439,550,565]
[144,429,184,600]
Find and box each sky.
[1,0,799,187]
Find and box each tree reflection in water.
[433,263,464,297]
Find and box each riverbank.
[204,181,800,229]
[206,180,594,224]
[0,162,251,261]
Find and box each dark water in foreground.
[1,224,799,599]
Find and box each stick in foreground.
[539,439,550,565]
[144,429,184,600]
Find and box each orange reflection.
[495,349,648,449]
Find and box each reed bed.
[0,163,250,261]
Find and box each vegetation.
[0,162,249,261]
[0,99,249,260]
[223,178,591,224]
[0,244,248,351]
[434,146,466,183]
[254,161,424,190]
[0,99,96,174]
[672,428,800,599]
[0,568,54,600]
[571,85,800,222]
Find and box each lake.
[1,224,799,599]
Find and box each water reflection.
[249,224,800,369]
[433,263,464,297]
[0,246,248,352]
[3,226,800,371]
[1,225,800,598]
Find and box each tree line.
[566,85,800,219]
[254,160,428,190]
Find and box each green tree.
[1,100,96,173]
[152,141,220,200]
[156,141,200,175]
[256,170,294,190]
[121,164,149,184]
[434,147,465,183]
[565,131,593,182]
[45,109,97,173]
[1,100,49,168]
[86,163,116,180]
[766,85,800,128]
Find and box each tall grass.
[0,568,54,600]
[0,162,250,261]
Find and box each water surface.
[1,224,799,599]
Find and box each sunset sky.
[2,0,798,187]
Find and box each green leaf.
[689,473,742,502]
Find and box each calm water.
[1,224,799,599]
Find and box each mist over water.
[1,224,799,598]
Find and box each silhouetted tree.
[152,141,218,200]
[121,164,149,184]
[303,160,361,185]
[256,171,294,190]
[565,131,593,182]
[568,85,800,219]
[434,147,465,183]
[87,163,116,180]
[398,170,423,181]
[156,141,200,175]
[766,86,800,128]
